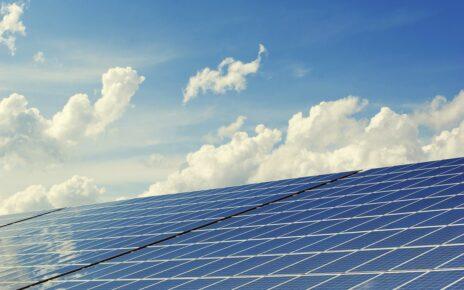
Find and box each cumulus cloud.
[48,66,145,141]
[0,67,144,170]
[145,89,464,196]
[218,115,247,139]
[0,2,25,55]
[33,51,45,63]
[412,90,464,131]
[424,122,464,160]
[0,93,59,170]
[203,116,248,144]
[182,44,266,104]
[143,124,281,196]
[0,175,105,215]
[252,102,423,181]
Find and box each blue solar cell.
[153,259,210,278]
[432,183,464,197]
[117,280,163,289]
[354,247,430,271]
[208,256,276,276]
[313,274,376,289]
[416,209,464,226]
[276,252,349,274]
[300,232,361,252]
[349,214,407,231]
[353,272,423,289]
[264,235,326,254]
[368,227,437,248]
[314,250,387,273]
[234,239,283,256]
[383,211,444,229]
[441,253,464,271]
[242,254,313,275]
[408,225,464,246]
[179,257,242,277]
[272,275,335,289]
[235,277,291,289]
[143,279,192,289]
[396,245,464,270]
[173,278,222,289]
[394,197,450,213]
[315,217,370,234]
[202,277,255,289]
[446,278,464,290]
[427,194,464,210]
[333,230,399,250]
[399,270,464,289]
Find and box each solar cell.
[36,157,464,290]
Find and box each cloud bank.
[182,44,266,104]
[0,2,25,55]
[145,90,464,196]
[0,175,105,215]
[0,66,144,170]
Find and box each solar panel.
[37,157,464,290]
[0,171,350,289]
[0,209,61,228]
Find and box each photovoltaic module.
[1,157,464,289]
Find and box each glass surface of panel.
[4,157,464,289]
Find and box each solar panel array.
[0,171,350,289]
[41,157,464,290]
[1,157,464,289]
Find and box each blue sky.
[0,0,464,213]
[13,0,464,109]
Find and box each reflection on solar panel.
[0,172,350,289]
[0,209,61,228]
[1,158,464,289]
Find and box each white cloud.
[33,51,45,63]
[0,175,105,215]
[0,2,25,55]
[145,89,464,196]
[412,90,464,131]
[47,67,145,141]
[143,124,281,196]
[0,67,144,170]
[182,44,266,104]
[423,121,464,160]
[253,102,423,181]
[0,93,59,170]
[218,115,247,140]
[204,115,248,143]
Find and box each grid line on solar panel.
[32,157,464,290]
[35,269,464,290]
[2,218,458,274]
[0,208,63,229]
[5,163,462,251]
[0,178,342,236]
[0,171,356,289]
